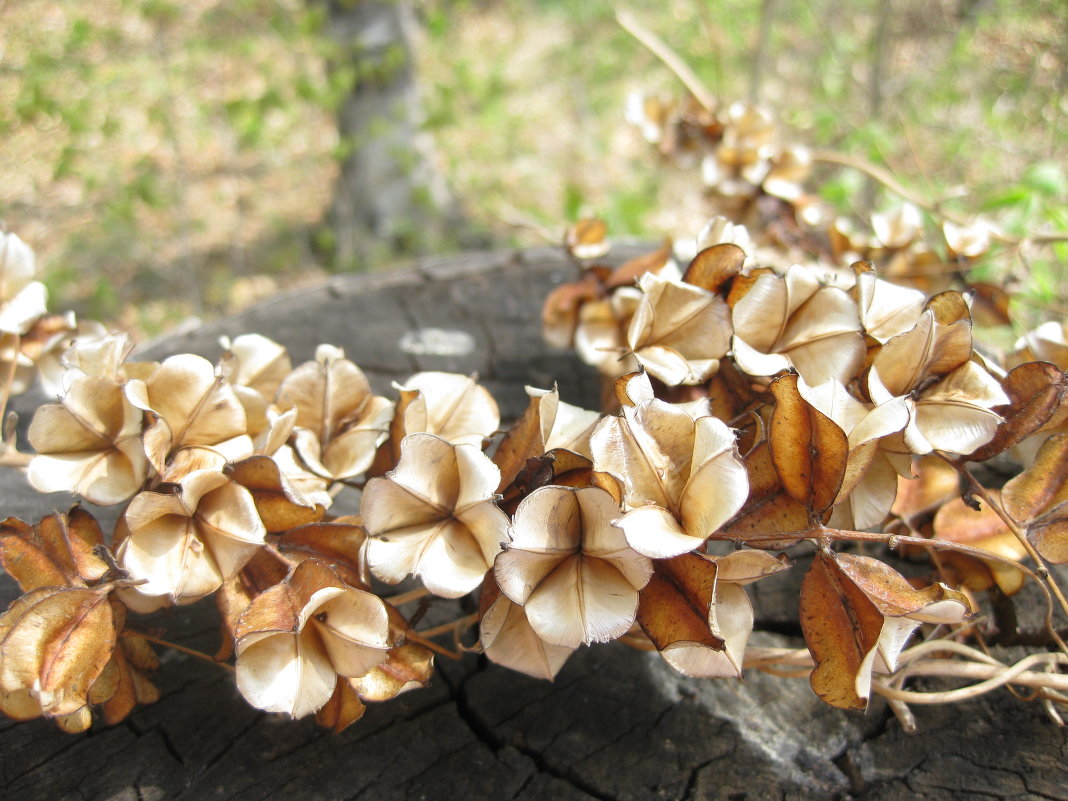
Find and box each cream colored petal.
[796,377,870,435]
[118,517,227,602]
[731,273,788,351]
[453,441,504,511]
[507,486,583,552]
[680,417,748,539]
[453,500,510,570]
[856,271,926,342]
[276,347,372,441]
[400,372,499,446]
[0,232,36,297]
[480,593,574,680]
[322,425,387,480]
[590,399,696,510]
[787,331,866,387]
[310,590,391,678]
[0,281,47,334]
[495,548,567,606]
[236,630,336,718]
[195,479,268,547]
[414,519,494,598]
[223,333,291,397]
[525,556,639,648]
[365,523,433,585]
[379,433,461,511]
[731,336,793,378]
[616,505,707,559]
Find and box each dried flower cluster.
[2,95,1068,736]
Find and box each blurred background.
[1,0,1065,337]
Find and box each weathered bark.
[2,248,1066,800]
[321,0,459,270]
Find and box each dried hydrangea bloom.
[874,361,1009,457]
[277,344,393,482]
[125,353,251,477]
[0,232,47,335]
[0,585,117,729]
[495,485,652,648]
[943,218,993,260]
[591,372,748,558]
[731,264,865,386]
[871,203,923,250]
[853,266,926,343]
[573,290,641,377]
[362,433,509,598]
[27,375,149,506]
[60,328,137,386]
[626,271,731,386]
[235,560,391,719]
[1011,320,1068,370]
[394,371,499,447]
[118,469,267,605]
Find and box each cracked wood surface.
[2,247,1066,801]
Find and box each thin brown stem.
[416,612,479,641]
[384,587,430,607]
[616,10,716,112]
[402,628,463,661]
[123,630,235,673]
[0,333,21,426]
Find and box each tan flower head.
[118,469,267,605]
[731,264,865,386]
[362,433,509,598]
[495,485,652,648]
[125,353,251,477]
[28,375,149,506]
[393,371,499,447]
[0,232,47,335]
[235,559,391,719]
[626,271,732,386]
[591,372,748,558]
[276,344,393,482]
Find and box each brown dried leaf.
[967,362,1068,462]
[721,440,811,545]
[315,677,367,734]
[277,519,370,590]
[226,455,326,533]
[1002,433,1068,563]
[769,372,847,516]
[800,550,886,710]
[934,493,1027,595]
[352,642,435,702]
[682,243,746,294]
[0,586,116,717]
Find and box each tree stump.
[2,247,1065,801]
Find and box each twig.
[616,10,716,112]
[384,587,430,607]
[123,630,235,673]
